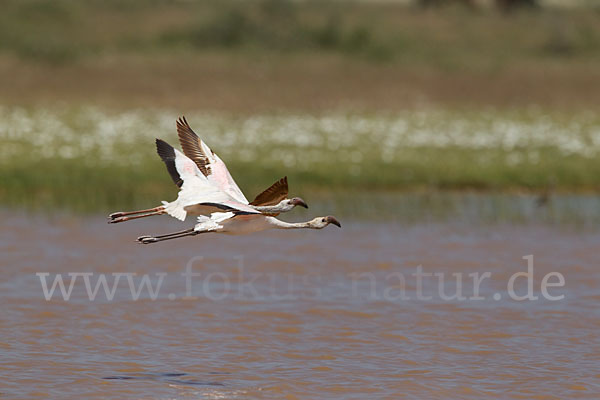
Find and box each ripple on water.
[1,213,600,398]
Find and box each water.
[1,212,599,398]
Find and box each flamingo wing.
[176,116,249,204]
[156,139,259,216]
[156,138,184,187]
[249,176,289,206]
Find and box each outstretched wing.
[250,176,288,206]
[176,116,249,204]
[155,138,258,217]
[156,139,184,187]
[176,116,212,176]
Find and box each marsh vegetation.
[1,106,599,214]
[0,0,599,215]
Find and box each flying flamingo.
[106,117,341,244]
[137,209,341,244]
[108,117,308,224]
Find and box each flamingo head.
[289,197,308,209]
[312,215,341,229]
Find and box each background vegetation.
[0,0,599,213]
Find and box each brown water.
[1,212,599,399]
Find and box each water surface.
[1,212,599,398]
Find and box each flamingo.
[108,117,308,224]
[137,212,341,244]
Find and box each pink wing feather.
[176,116,249,204]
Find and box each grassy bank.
[0,1,599,111]
[1,106,599,212]
[1,1,599,213]
[2,0,599,65]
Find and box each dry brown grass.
[0,1,598,112]
[1,52,599,113]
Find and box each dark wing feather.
[250,176,288,206]
[156,139,183,187]
[176,116,211,177]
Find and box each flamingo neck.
[253,201,292,214]
[268,218,312,230]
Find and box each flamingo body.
[107,116,340,244]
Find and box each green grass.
[0,1,598,217]
[0,0,599,66]
[1,106,599,213]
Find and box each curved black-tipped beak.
[292,197,309,209]
[326,216,341,228]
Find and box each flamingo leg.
[137,228,195,242]
[108,206,165,222]
[109,209,166,224]
[137,229,210,244]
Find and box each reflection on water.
[1,208,599,399]
[316,191,600,226]
[103,372,224,387]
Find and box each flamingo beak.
[292,197,308,209]
[325,216,341,228]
